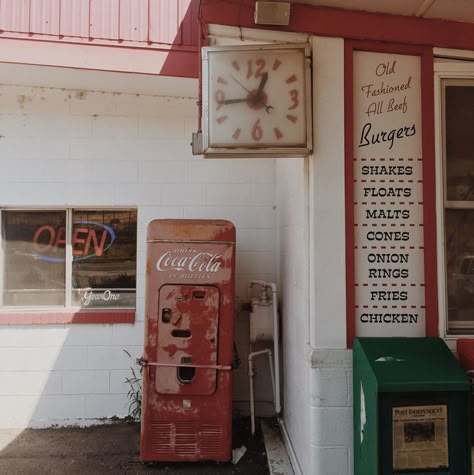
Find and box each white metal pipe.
[248,348,273,435]
[267,282,281,414]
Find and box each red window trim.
[344,40,438,348]
[0,309,135,325]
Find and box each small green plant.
[123,349,142,420]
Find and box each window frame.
[0,207,137,325]
[434,57,474,338]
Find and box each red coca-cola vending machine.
[140,219,235,462]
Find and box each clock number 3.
[288,89,299,111]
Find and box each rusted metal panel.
[59,0,90,38]
[156,284,219,396]
[119,0,148,42]
[89,0,119,40]
[30,0,60,35]
[149,0,181,45]
[141,219,235,462]
[0,0,30,33]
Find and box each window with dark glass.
[443,82,474,333]
[1,209,137,309]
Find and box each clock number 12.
[247,59,266,79]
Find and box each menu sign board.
[392,405,448,471]
[353,51,425,337]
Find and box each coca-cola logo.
[156,251,222,273]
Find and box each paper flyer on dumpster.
[392,405,448,471]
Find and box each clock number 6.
[251,119,263,141]
[288,89,299,110]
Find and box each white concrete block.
[310,369,348,407]
[310,349,352,369]
[186,160,232,184]
[0,182,116,206]
[0,347,86,371]
[236,251,275,275]
[42,159,91,183]
[85,394,129,418]
[0,138,69,160]
[32,394,86,421]
[0,86,69,115]
[70,138,138,160]
[183,206,230,220]
[0,326,67,347]
[139,116,185,139]
[0,371,62,395]
[92,116,139,138]
[114,183,162,206]
[116,97,194,117]
[138,206,184,230]
[161,184,206,206]
[63,325,113,347]
[62,370,110,394]
[310,406,353,447]
[42,116,92,138]
[139,161,186,183]
[0,396,39,428]
[87,346,141,370]
[228,206,275,229]
[249,159,275,184]
[133,140,193,161]
[111,322,144,346]
[236,228,276,253]
[91,160,139,183]
[252,183,275,206]
[71,95,118,116]
[310,446,350,475]
[109,369,133,394]
[207,184,252,206]
[52,347,88,371]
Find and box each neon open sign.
[32,221,116,262]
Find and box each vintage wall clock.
[197,43,312,158]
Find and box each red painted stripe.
[0,310,135,325]
[201,0,474,52]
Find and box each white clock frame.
[199,43,312,158]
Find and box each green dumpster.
[353,337,471,475]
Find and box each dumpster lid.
[353,337,469,392]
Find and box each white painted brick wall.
[0,81,277,428]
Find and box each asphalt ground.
[0,418,270,475]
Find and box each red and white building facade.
[1,1,474,474]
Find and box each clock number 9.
[215,89,225,111]
[288,89,299,111]
[251,119,263,141]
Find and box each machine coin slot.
[178,356,195,384]
[171,329,191,338]
[192,290,206,300]
[161,308,171,323]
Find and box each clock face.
[205,46,309,150]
